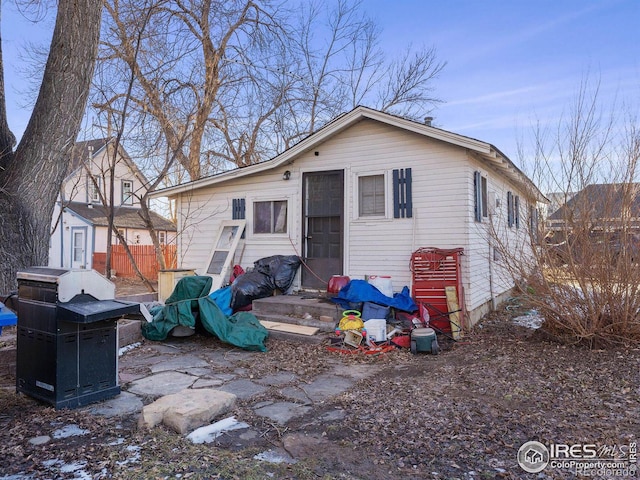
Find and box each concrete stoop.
[252,294,342,343]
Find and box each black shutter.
[514,195,520,228]
[232,198,245,219]
[507,192,513,227]
[474,171,482,222]
[530,205,539,241]
[393,168,413,218]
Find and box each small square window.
[254,200,287,234]
[359,174,385,217]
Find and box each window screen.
[254,200,287,233]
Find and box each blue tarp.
[0,301,17,335]
[209,285,233,316]
[331,279,417,312]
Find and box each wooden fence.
[93,244,177,280]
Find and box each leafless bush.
[495,79,640,347]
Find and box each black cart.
[16,267,140,409]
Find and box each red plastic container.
[327,275,350,294]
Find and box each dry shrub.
[496,79,640,348]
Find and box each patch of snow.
[52,425,89,439]
[116,445,141,466]
[59,461,87,473]
[39,459,93,480]
[253,449,297,465]
[512,310,544,329]
[187,416,249,444]
[119,342,141,356]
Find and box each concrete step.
[252,295,343,322]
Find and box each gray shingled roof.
[67,138,111,174]
[64,201,176,231]
[548,183,640,221]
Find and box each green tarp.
[141,275,268,352]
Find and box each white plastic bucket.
[364,319,387,342]
[368,275,393,297]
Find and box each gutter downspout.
[59,205,65,268]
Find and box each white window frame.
[474,171,488,222]
[203,220,246,292]
[88,175,102,204]
[507,191,521,228]
[252,199,289,235]
[356,170,388,220]
[122,180,134,205]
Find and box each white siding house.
[152,107,545,325]
[49,138,176,270]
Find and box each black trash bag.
[254,255,301,292]
[230,271,276,310]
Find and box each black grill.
[16,267,140,409]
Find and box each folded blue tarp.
[209,285,233,316]
[331,279,417,312]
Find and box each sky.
[362,0,639,162]
[1,0,638,168]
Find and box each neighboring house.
[151,106,546,325]
[49,138,177,270]
[547,183,640,237]
[543,191,575,221]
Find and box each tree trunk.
[0,0,103,293]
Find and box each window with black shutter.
[474,171,488,222]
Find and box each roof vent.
[424,117,434,126]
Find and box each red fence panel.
[92,244,177,280]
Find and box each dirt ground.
[0,289,638,479]
[112,276,158,297]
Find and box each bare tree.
[493,79,640,347]
[99,0,281,181]
[0,0,103,293]
[270,0,446,149]
[98,0,446,183]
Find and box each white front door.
[71,228,87,269]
